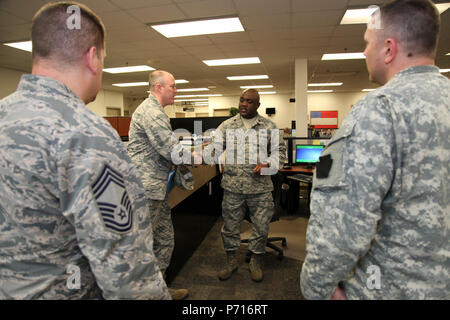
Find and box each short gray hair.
[149,70,171,92]
[378,0,440,57]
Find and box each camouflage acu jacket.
[127,94,193,200]
[204,113,287,194]
[301,65,450,299]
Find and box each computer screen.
[295,144,324,165]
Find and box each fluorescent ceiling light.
[3,40,32,52]
[175,79,189,84]
[362,89,376,92]
[240,85,273,89]
[175,94,222,98]
[440,69,450,73]
[307,90,334,93]
[113,82,148,87]
[176,88,209,92]
[103,65,154,74]
[151,17,244,38]
[174,99,209,102]
[436,3,450,14]
[259,91,276,95]
[447,53,450,56]
[227,75,269,81]
[340,8,378,24]
[203,57,260,66]
[322,53,365,60]
[308,83,343,87]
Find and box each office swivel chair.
[241,172,287,261]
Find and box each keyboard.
[287,173,313,183]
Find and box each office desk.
[168,164,219,208]
[279,166,314,216]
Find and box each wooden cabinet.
[104,116,131,137]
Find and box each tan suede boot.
[249,254,263,282]
[218,250,238,281]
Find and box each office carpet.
[168,217,305,300]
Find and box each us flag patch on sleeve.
[92,164,133,234]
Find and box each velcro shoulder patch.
[92,164,133,234]
[316,154,333,179]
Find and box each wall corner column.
[294,59,308,137]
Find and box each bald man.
[127,70,194,300]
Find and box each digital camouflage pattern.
[127,94,194,275]
[146,199,173,273]
[204,113,286,254]
[301,66,450,299]
[221,191,274,254]
[204,113,287,194]
[127,94,193,201]
[0,75,170,300]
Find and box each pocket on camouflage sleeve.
[312,116,357,190]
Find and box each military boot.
[168,288,189,300]
[218,250,238,281]
[249,253,263,282]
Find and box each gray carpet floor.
[169,217,305,300]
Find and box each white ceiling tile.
[292,10,343,28]
[241,14,291,30]
[110,0,174,9]
[126,5,187,24]
[99,10,144,29]
[0,11,28,27]
[169,36,214,47]
[176,0,236,18]
[292,0,348,12]
[233,0,291,15]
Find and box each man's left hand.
[253,163,269,175]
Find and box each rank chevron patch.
[92,164,133,234]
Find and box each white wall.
[209,91,368,130]
[209,94,295,128]
[0,67,125,116]
[1,66,368,127]
[87,89,124,116]
[308,92,367,128]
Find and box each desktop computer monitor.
[295,144,324,166]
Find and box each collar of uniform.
[233,112,263,125]
[147,93,164,112]
[393,65,440,80]
[19,74,82,103]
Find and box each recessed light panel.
[240,85,273,89]
[203,57,260,66]
[151,17,244,38]
[307,90,334,93]
[4,40,32,52]
[227,75,269,81]
[308,83,343,87]
[103,65,154,74]
[112,82,149,87]
[322,53,365,60]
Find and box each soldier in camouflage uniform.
[127,70,195,300]
[0,2,170,299]
[301,0,450,300]
[204,89,286,282]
